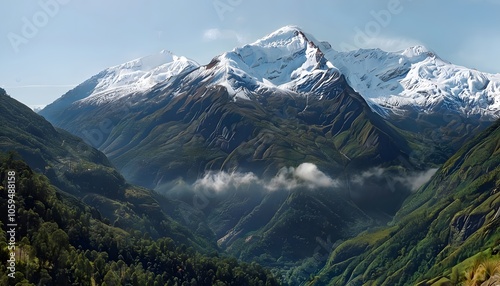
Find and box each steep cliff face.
[450,213,487,245]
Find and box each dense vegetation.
[0,90,216,250]
[311,120,500,285]
[0,90,280,285]
[0,153,280,285]
[457,256,500,286]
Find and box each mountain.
[37,26,500,283]
[38,26,427,281]
[40,26,500,120]
[0,87,111,174]
[312,120,500,285]
[39,27,500,176]
[325,45,500,119]
[195,26,342,98]
[0,88,214,248]
[203,26,499,120]
[323,46,499,163]
[40,50,199,122]
[39,26,414,192]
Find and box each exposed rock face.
[450,213,486,245]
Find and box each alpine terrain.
[0,88,280,285]
[3,25,498,285]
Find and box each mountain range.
[42,26,500,119]
[40,26,499,171]
[39,24,499,214]
[3,25,499,285]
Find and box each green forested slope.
[312,121,500,285]
[0,89,215,249]
[0,154,280,285]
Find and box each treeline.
[0,153,280,285]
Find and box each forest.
[0,152,280,285]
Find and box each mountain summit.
[80,50,199,105]
[192,25,342,99]
[326,45,500,118]
[40,50,199,120]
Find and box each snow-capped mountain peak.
[325,44,500,118]
[44,26,500,119]
[401,45,433,59]
[199,26,341,99]
[234,26,334,85]
[248,25,317,50]
[80,50,199,105]
[117,49,175,70]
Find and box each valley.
[2,25,499,285]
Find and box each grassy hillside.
[312,120,500,285]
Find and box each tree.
[103,269,121,286]
[49,229,70,264]
[72,253,92,285]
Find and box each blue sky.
[2,0,500,108]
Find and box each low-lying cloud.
[403,168,438,191]
[167,163,340,225]
[193,171,259,194]
[160,163,439,220]
[268,163,339,191]
[352,167,438,192]
[169,164,436,197]
[189,163,339,196]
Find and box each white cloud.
[193,171,258,194]
[203,28,223,41]
[364,36,423,52]
[295,163,338,188]
[268,163,339,191]
[176,164,435,199]
[190,163,339,195]
[267,167,299,191]
[351,167,438,192]
[403,168,438,191]
[202,28,247,44]
[337,30,423,52]
[351,168,385,185]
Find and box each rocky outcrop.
[450,213,486,245]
